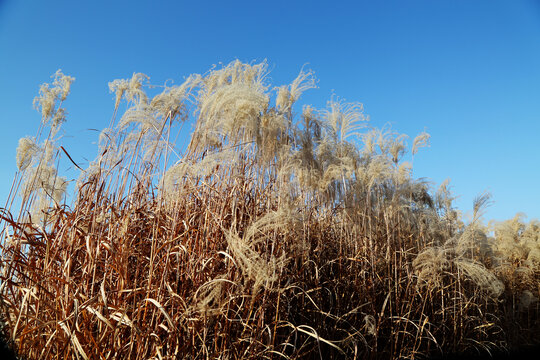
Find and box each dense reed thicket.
[0,61,539,359]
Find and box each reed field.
[0,61,538,359]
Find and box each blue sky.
[0,0,539,222]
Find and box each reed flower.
[16,137,38,171]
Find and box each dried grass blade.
[85,305,114,330]
[286,323,345,354]
[59,321,89,360]
[144,298,175,331]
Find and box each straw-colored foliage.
[1,61,538,359]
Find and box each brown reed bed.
[0,61,539,359]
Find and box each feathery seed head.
[150,74,199,119]
[109,78,130,109]
[276,85,291,110]
[322,98,367,144]
[289,68,316,102]
[51,107,67,136]
[412,131,430,156]
[397,162,412,183]
[389,134,408,164]
[472,191,492,221]
[33,70,75,122]
[52,69,75,101]
[16,137,38,171]
[413,246,451,289]
[33,83,58,122]
[109,72,149,108]
[454,259,504,298]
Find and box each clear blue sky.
[1,0,539,222]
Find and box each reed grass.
[0,61,538,359]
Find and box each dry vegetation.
[0,61,539,359]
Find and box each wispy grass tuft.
[0,61,538,359]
